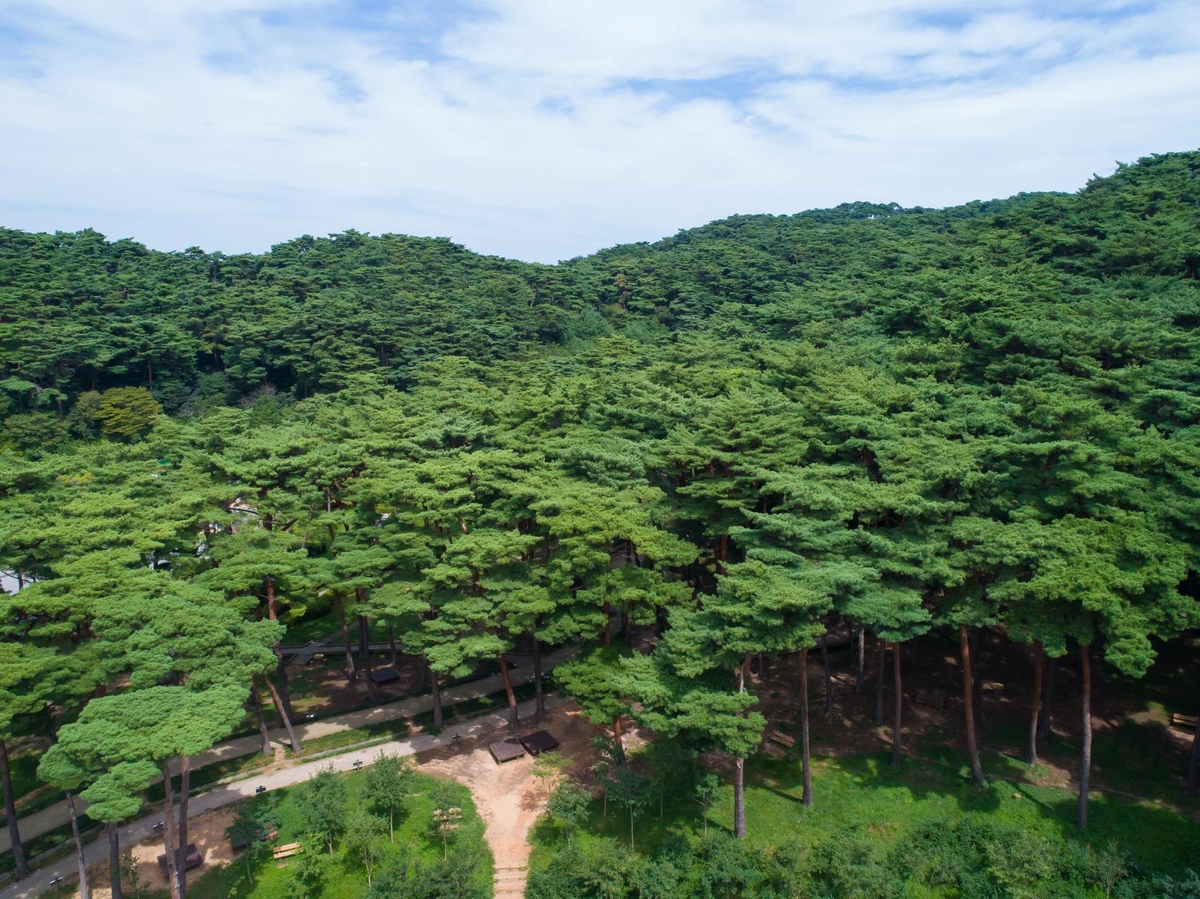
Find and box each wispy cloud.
[1,0,1198,262]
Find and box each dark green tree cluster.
[527,817,1197,899]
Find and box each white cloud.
[1,0,1198,262]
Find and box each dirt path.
[416,702,601,899]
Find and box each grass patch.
[0,814,97,876]
[530,742,1200,883]
[217,767,491,898]
[145,752,278,804]
[294,719,412,757]
[411,680,537,729]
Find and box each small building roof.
[371,667,401,685]
[489,737,526,764]
[520,731,559,756]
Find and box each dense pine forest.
[2,150,1200,899]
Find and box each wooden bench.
[915,688,946,710]
[1169,712,1198,731]
[768,730,796,748]
[272,842,301,861]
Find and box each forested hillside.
[2,150,1199,898]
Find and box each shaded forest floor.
[753,630,1200,818]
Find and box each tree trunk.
[891,643,904,766]
[388,624,398,666]
[821,634,833,717]
[1078,644,1092,830]
[733,653,748,838]
[1027,642,1043,766]
[854,627,865,693]
[431,665,443,728]
[874,638,886,727]
[274,651,294,720]
[176,756,190,898]
[971,628,986,707]
[800,647,812,807]
[108,823,123,899]
[533,633,545,718]
[160,763,182,899]
[1187,712,1199,798]
[0,738,29,879]
[263,673,302,753]
[733,756,746,838]
[498,652,518,731]
[960,626,986,788]
[612,715,626,763]
[251,678,272,756]
[266,576,294,720]
[1039,656,1057,739]
[66,790,89,899]
[360,614,376,702]
[336,593,357,683]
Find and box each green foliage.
[294,764,349,857]
[5,149,1200,893]
[547,780,592,844]
[94,387,163,437]
[344,809,388,887]
[224,795,280,884]
[363,751,413,841]
[368,843,492,899]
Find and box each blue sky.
[2,0,1199,263]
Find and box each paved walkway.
[1,647,575,855]
[0,693,568,899]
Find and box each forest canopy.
[1,149,1199,895]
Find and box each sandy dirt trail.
[417,702,600,899]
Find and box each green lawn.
[531,742,1200,883]
[190,768,491,899]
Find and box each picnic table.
[273,842,302,861]
[768,730,796,748]
[915,688,947,710]
[371,666,401,685]
[157,844,203,878]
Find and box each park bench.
[915,688,946,710]
[1169,711,1198,730]
[768,730,796,748]
[273,842,301,861]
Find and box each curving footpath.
[0,648,576,859]
[0,692,568,899]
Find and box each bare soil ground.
[415,701,605,898]
[72,807,236,899]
